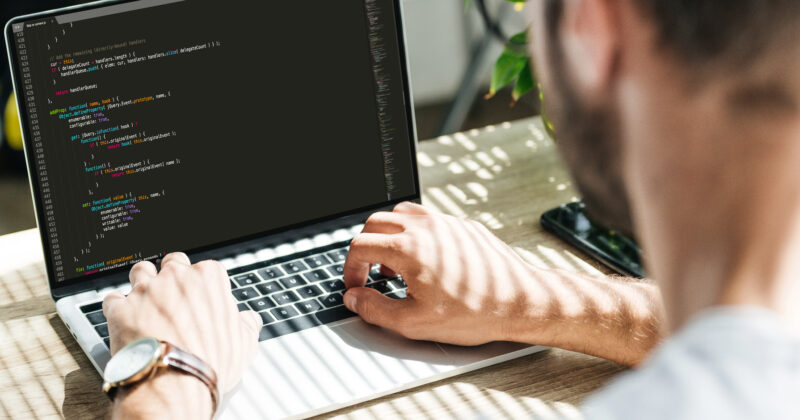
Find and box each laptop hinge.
[51,270,128,301]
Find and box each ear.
[561,0,620,101]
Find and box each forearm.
[506,268,665,366]
[113,371,212,420]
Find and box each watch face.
[103,337,161,384]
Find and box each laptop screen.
[6,0,418,285]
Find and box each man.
[102,0,800,418]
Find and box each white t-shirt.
[582,307,800,420]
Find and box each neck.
[651,196,800,333]
[630,97,800,333]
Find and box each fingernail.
[343,292,357,312]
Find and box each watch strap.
[161,342,221,415]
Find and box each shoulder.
[581,306,800,420]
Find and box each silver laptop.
[5,0,544,418]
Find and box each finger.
[343,287,412,330]
[393,201,432,215]
[226,310,261,393]
[344,233,409,288]
[160,252,191,270]
[239,310,262,336]
[362,211,408,234]
[102,291,126,319]
[129,261,157,288]
[102,292,126,354]
[194,260,230,293]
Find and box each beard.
[542,0,635,235]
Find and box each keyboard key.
[297,284,323,299]
[272,290,301,305]
[103,337,110,348]
[315,306,356,325]
[255,281,283,295]
[327,264,344,276]
[270,306,299,320]
[232,287,258,301]
[258,311,275,325]
[388,279,407,290]
[259,266,284,280]
[86,310,106,325]
[237,303,249,311]
[295,300,323,314]
[304,255,331,268]
[387,290,407,299]
[326,249,348,262]
[282,261,308,274]
[367,281,393,294]
[369,266,388,281]
[259,315,321,341]
[233,273,260,287]
[319,293,344,308]
[80,301,103,313]
[230,280,237,290]
[302,269,330,282]
[279,275,307,289]
[321,279,345,293]
[247,297,276,311]
[95,323,109,338]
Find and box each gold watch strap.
[160,341,221,415]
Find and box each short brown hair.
[634,0,800,68]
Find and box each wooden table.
[0,117,626,419]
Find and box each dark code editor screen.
[10,0,416,283]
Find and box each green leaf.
[512,59,535,102]
[489,52,527,97]
[504,31,528,57]
[488,31,530,98]
[508,31,526,43]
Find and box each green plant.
[487,30,534,103]
[468,0,556,137]
[467,0,535,104]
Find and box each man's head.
[527,0,800,235]
[527,0,800,325]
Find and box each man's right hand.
[343,202,664,365]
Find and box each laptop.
[4,0,545,418]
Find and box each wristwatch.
[102,337,220,414]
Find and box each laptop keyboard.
[79,241,408,349]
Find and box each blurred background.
[0,0,538,235]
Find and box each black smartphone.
[540,202,645,277]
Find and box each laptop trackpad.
[332,319,532,366]
[329,319,454,365]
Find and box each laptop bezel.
[4,0,422,300]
